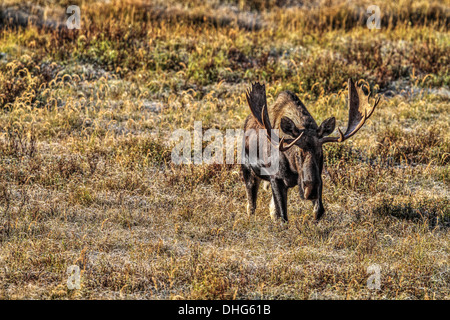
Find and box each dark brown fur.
[242,80,378,222]
[242,90,335,222]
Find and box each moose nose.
[303,181,318,200]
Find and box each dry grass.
[0,0,449,299]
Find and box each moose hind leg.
[241,165,261,215]
[269,195,276,221]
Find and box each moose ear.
[317,117,336,138]
[280,117,302,137]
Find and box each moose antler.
[246,82,304,152]
[320,79,380,144]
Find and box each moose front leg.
[313,184,324,221]
[270,178,288,222]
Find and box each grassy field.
[0,0,449,299]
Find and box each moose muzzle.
[303,181,319,200]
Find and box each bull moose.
[241,79,380,222]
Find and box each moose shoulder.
[241,79,380,222]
